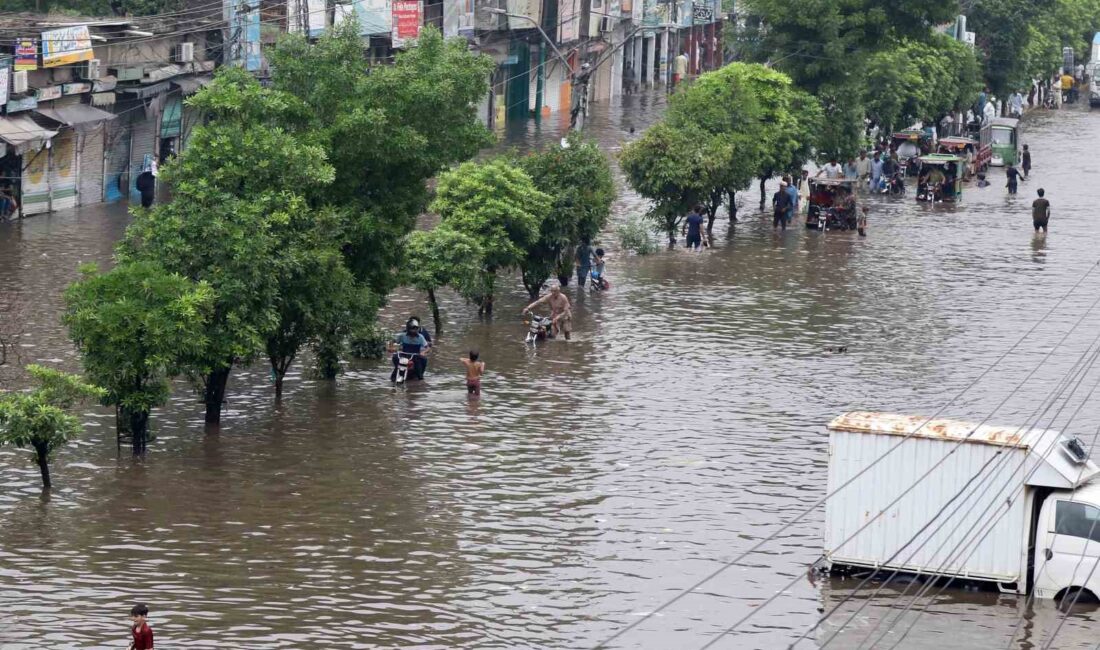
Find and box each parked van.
[824,411,1100,601]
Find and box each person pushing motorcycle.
[388,317,431,381]
[523,284,572,341]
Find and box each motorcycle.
[887,172,905,196]
[524,313,555,344]
[589,269,610,291]
[821,207,857,232]
[393,351,419,384]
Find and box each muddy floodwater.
[3,94,1100,649]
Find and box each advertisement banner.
[15,39,37,71]
[0,58,10,108]
[642,0,663,28]
[337,0,392,36]
[35,86,62,101]
[41,26,94,68]
[391,0,422,47]
[442,0,474,38]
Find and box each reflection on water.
[2,97,1100,648]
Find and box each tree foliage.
[0,365,104,489]
[431,159,549,313]
[402,228,485,333]
[63,261,213,449]
[120,67,333,423]
[516,133,615,298]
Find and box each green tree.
[620,122,716,245]
[431,159,549,314]
[121,67,334,424]
[269,22,495,299]
[402,228,485,334]
[0,365,104,489]
[516,134,615,298]
[63,261,213,452]
[970,0,1053,96]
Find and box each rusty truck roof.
[827,411,1038,448]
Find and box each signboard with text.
[41,26,94,68]
[15,39,38,71]
[0,58,10,107]
[391,0,422,47]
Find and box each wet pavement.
[2,93,1100,649]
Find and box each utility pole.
[574,0,592,130]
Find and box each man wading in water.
[523,284,572,341]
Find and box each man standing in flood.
[523,284,572,340]
[1032,188,1051,233]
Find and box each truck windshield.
[1055,501,1100,543]
[992,129,1014,145]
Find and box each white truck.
[824,411,1100,601]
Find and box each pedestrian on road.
[857,206,869,237]
[1053,74,1063,108]
[1010,90,1024,117]
[1022,144,1032,177]
[673,51,689,87]
[461,350,484,398]
[870,152,884,192]
[1032,188,1051,233]
[798,169,811,213]
[682,204,706,249]
[128,603,154,650]
[1006,164,1021,194]
[818,158,843,179]
[1062,71,1075,103]
[784,175,799,226]
[575,239,594,288]
[136,170,156,209]
[772,183,792,231]
[855,151,871,187]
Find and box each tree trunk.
[759,176,768,210]
[204,366,231,425]
[427,288,442,336]
[33,440,50,489]
[728,190,738,222]
[128,408,150,455]
[483,293,494,316]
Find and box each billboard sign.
[0,57,9,107]
[41,26,94,68]
[391,0,422,47]
[15,39,38,71]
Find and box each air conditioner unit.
[12,70,28,95]
[84,59,101,80]
[174,42,195,63]
[599,16,614,32]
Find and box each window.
[992,129,1013,145]
[1055,501,1100,543]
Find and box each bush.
[617,218,658,255]
[349,325,389,360]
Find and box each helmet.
[405,317,420,333]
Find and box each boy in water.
[129,603,154,650]
[857,206,868,238]
[591,248,608,288]
[461,350,485,397]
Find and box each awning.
[34,104,117,131]
[117,81,171,99]
[0,114,58,154]
[172,75,213,96]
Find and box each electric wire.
[592,258,1100,650]
[870,343,1100,650]
[814,322,1100,650]
[700,335,1100,650]
[846,339,1100,650]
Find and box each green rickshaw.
[915,155,965,203]
[990,117,1020,167]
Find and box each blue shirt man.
[784,178,799,223]
[683,206,706,249]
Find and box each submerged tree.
[64,261,213,451]
[431,159,548,314]
[0,365,103,489]
[402,228,485,334]
[517,133,615,298]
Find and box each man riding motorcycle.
[523,284,572,341]
[389,317,431,381]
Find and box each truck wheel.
[1056,587,1098,611]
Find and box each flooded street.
[3,93,1100,649]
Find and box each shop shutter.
[104,118,132,203]
[21,147,50,216]
[77,126,105,206]
[128,104,157,202]
[48,129,79,211]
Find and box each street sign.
[692,2,713,21]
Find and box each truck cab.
[1033,481,1100,600]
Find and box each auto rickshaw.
[806,178,859,231]
[936,137,978,178]
[915,154,965,203]
[891,130,932,175]
[990,117,1020,167]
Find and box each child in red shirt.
[129,603,154,650]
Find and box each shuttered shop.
[78,126,105,205]
[128,104,157,201]
[48,129,78,211]
[104,114,132,203]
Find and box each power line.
[591,257,1100,649]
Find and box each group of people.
[0,182,19,222]
[822,150,897,192]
